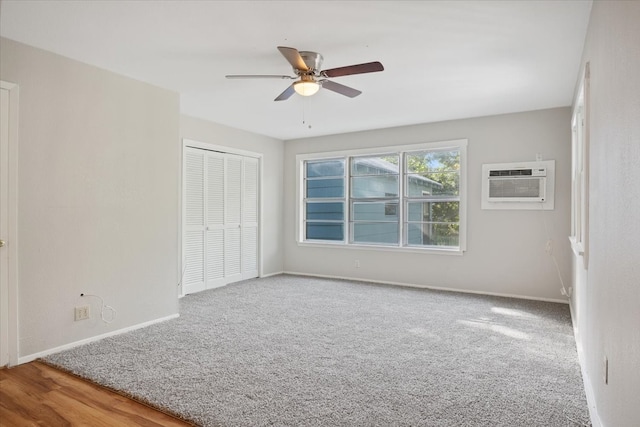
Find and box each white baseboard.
[260,271,284,279]
[282,271,569,304]
[569,303,603,427]
[17,313,180,365]
[580,366,603,427]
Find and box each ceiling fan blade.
[274,84,296,101]
[322,61,384,78]
[277,46,309,71]
[226,74,294,79]
[321,80,362,98]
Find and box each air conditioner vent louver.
[489,169,533,177]
[489,178,542,198]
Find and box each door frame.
[180,138,263,297]
[1,80,19,367]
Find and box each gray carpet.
[44,275,591,426]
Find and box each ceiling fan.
[225,46,384,101]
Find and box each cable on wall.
[80,293,117,323]
[539,205,571,298]
[178,258,187,289]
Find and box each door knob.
[0,240,5,248]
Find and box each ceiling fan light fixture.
[293,80,320,97]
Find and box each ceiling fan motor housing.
[298,51,323,75]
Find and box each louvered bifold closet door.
[242,157,259,279]
[183,148,206,294]
[224,155,243,283]
[183,146,260,295]
[205,152,226,289]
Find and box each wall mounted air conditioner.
[481,160,555,210]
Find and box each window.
[570,62,589,268]
[298,140,467,253]
[303,159,345,241]
[351,154,400,245]
[405,149,461,248]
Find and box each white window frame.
[569,63,590,268]
[296,139,467,255]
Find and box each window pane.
[406,172,459,197]
[407,223,459,247]
[407,202,459,222]
[406,150,460,173]
[353,202,399,221]
[351,155,399,175]
[306,222,344,241]
[306,178,344,198]
[306,202,344,221]
[351,176,399,198]
[353,223,399,244]
[306,160,344,178]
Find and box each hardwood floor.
[0,361,195,426]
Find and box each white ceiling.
[0,0,592,140]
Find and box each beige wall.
[571,2,640,426]
[284,107,572,301]
[0,38,181,359]
[180,115,285,276]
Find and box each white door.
[183,147,259,295]
[221,155,243,285]
[205,153,225,289]
[1,84,12,366]
[183,149,206,294]
[242,157,259,279]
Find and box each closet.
[183,145,259,294]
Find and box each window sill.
[297,241,464,256]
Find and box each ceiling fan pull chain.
[301,97,312,129]
[302,97,306,126]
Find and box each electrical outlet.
[75,305,90,321]
[354,259,360,268]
